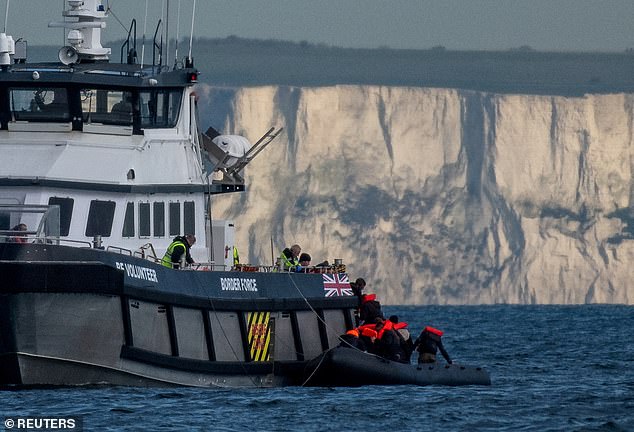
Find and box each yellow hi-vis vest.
[279,250,299,271]
[233,247,240,266]
[161,239,186,268]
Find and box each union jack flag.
[322,273,353,297]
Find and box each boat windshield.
[4,86,183,130]
[139,90,182,128]
[81,89,134,126]
[9,87,71,122]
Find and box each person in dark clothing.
[358,327,378,355]
[338,329,367,351]
[9,223,28,243]
[413,326,452,364]
[374,319,408,363]
[161,234,196,269]
[350,278,367,325]
[389,315,415,363]
[359,293,383,325]
[350,277,366,298]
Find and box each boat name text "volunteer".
[116,262,159,283]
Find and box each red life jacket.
[361,293,377,303]
[393,321,408,330]
[424,326,443,336]
[361,328,378,338]
[358,323,377,332]
[346,329,360,338]
[377,319,394,339]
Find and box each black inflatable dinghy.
[303,347,491,387]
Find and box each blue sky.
[4,0,634,52]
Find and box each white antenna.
[165,0,170,68]
[140,0,148,66]
[188,0,196,63]
[61,0,65,46]
[174,0,181,66]
[3,0,10,33]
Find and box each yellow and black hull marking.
[247,312,271,361]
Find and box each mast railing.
[120,19,137,65]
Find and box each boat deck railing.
[0,236,348,274]
[1,204,347,274]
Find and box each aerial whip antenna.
[174,0,181,67]
[164,0,170,68]
[140,0,148,66]
[188,0,196,64]
[3,0,9,33]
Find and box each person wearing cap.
[298,253,311,267]
[161,234,196,269]
[294,252,311,272]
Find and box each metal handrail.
[107,245,132,256]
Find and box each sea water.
[1,305,633,431]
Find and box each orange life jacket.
[361,293,377,303]
[377,319,394,339]
[424,326,443,336]
[361,328,378,338]
[393,321,408,330]
[358,323,377,332]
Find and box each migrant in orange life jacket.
[393,321,409,331]
[359,293,383,324]
[424,326,443,337]
[361,293,376,303]
[414,325,452,364]
[357,323,377,332]
[360,327,378,339]
[376,319,394,339]
[346,329,360,338]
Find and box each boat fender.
[424,326,443,337]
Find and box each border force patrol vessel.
[0,0,489,388]
[0,0,360,387]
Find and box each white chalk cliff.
[198,85,634,305]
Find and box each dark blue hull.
[0,243,357,387]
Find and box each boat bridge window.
[153,202,165,237]
[81,89,134,126]
[0,212,8,231]
[184,201,195,235]
[169,202,180,236]
[85,200,116,237]
[139,90,182,128]
[47,197,74,237]
[139,202,151,237]
[122,202,135,237]
[9,87,71,122]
